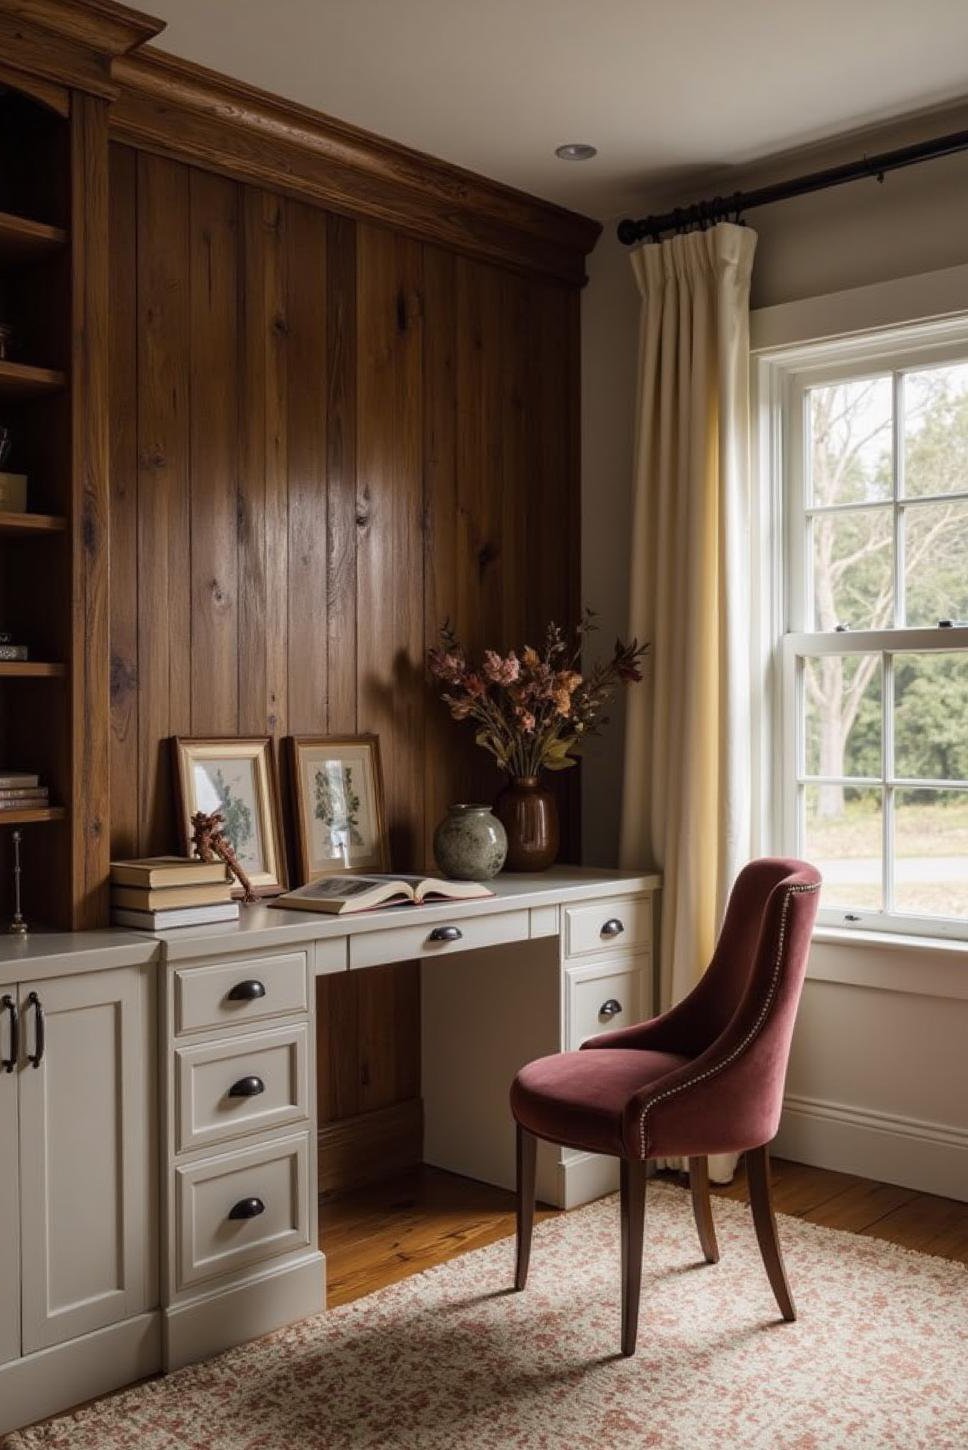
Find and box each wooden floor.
[319,1156,968,1306]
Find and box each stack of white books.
[110,857,240,930]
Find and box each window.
[768,325,968,939]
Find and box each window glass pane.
[811,508,893,630]
[802,784,882,911]
[903,499,968,627]
[803,654,881,778]
[808,377,893,507]
[903,361,968,499]
[895,788,968,920]
[894,652,968,783]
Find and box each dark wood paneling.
[108,143,582,1186]
[107,141,138,861]
[135,150,190,855]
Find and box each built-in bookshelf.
[0,83,72,925]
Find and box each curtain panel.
[619,223,757,1181]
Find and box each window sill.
[813,925,968,956]
[808,926,968,1002]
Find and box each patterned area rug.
[6,1181,966,1450]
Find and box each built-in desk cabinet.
[0,871,658,1435]
[0,960,157,1425]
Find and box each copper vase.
[494,776,559,872]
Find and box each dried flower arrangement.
[428,612,648,778]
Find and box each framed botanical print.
[171,737,287,896]
[288,735,389,883]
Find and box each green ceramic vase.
[432,803,508,881]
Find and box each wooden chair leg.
[515,1125,537,1291]
[746,1143,796,1322]
[688,1155,720,1264]
[620,1157,648,1356]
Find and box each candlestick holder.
[8,829,28,935]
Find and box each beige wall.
[580,111,968,1199]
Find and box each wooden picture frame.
[171,737,287,897]
[287,734,389,884]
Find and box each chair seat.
[511,1048,690,1157]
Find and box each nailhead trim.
[636,881,821,1159]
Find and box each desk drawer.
[174,1132,311,1291]
[567,961,647,1048]
[564,897,651,960]
[174,950,308,1036]
[349,909,529,971]
[175,1024,309,1155]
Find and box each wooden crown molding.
[110,47,602,286]
[0,0,163,98]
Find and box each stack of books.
[110,856,239,930]
[0,771,49,811]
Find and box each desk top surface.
[0,866,660,979]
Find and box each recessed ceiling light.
[555,143,598,161]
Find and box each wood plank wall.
[108,143,581,1180]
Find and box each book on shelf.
[111,901,241,931]
[109,855,230,889]
[0,645,28,662]
[270,873,494,916]
[111,881,234,911]
[0,794,49,812]
[0,773,40,789]
[0,786,48,801]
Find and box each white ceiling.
[146,0,968,220]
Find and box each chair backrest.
[634,858,822,1155]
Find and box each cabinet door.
[18,965,155,1353]
[0,993,19,1366]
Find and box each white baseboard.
[775,1093,968,1203]
[0,1310,162,1438]
[555,1149,620,1209]
[164,1251,326,1372]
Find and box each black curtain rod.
[616,126,968,245]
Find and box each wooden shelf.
[0,359,67,399]
[0,210,66,265]
[0,661,65,678]
[0,806,66,825]
[0,510,67,536]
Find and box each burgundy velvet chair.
[510,858,821,1356]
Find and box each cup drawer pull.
[227,979,267,1002]
[228,1075,266,1098]
[599,998,623,1018]
[228,1196,266,1221]
[600,918,624,938]
[428,925,462,943]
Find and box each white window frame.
[755,312,968,943]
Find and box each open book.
[269,873,494,915]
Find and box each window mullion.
[893,371,904,628]
[883,650,895,914]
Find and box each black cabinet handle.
[227,979,266,1002]
[26,992,44,1068]
[228,1196,265,1221]
[601,918,625,938]
[228,1075,265,1098]
[428,925,462,943]
[0,995,18,1073]
[599,998,623,1018]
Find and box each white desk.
[0,867,658,1433]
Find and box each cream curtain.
[619,223,757,1184]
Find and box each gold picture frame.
[171,737,287,897]
[287,734,389,884]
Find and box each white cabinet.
[0,991,20,1368]
[3,965,155,1358]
